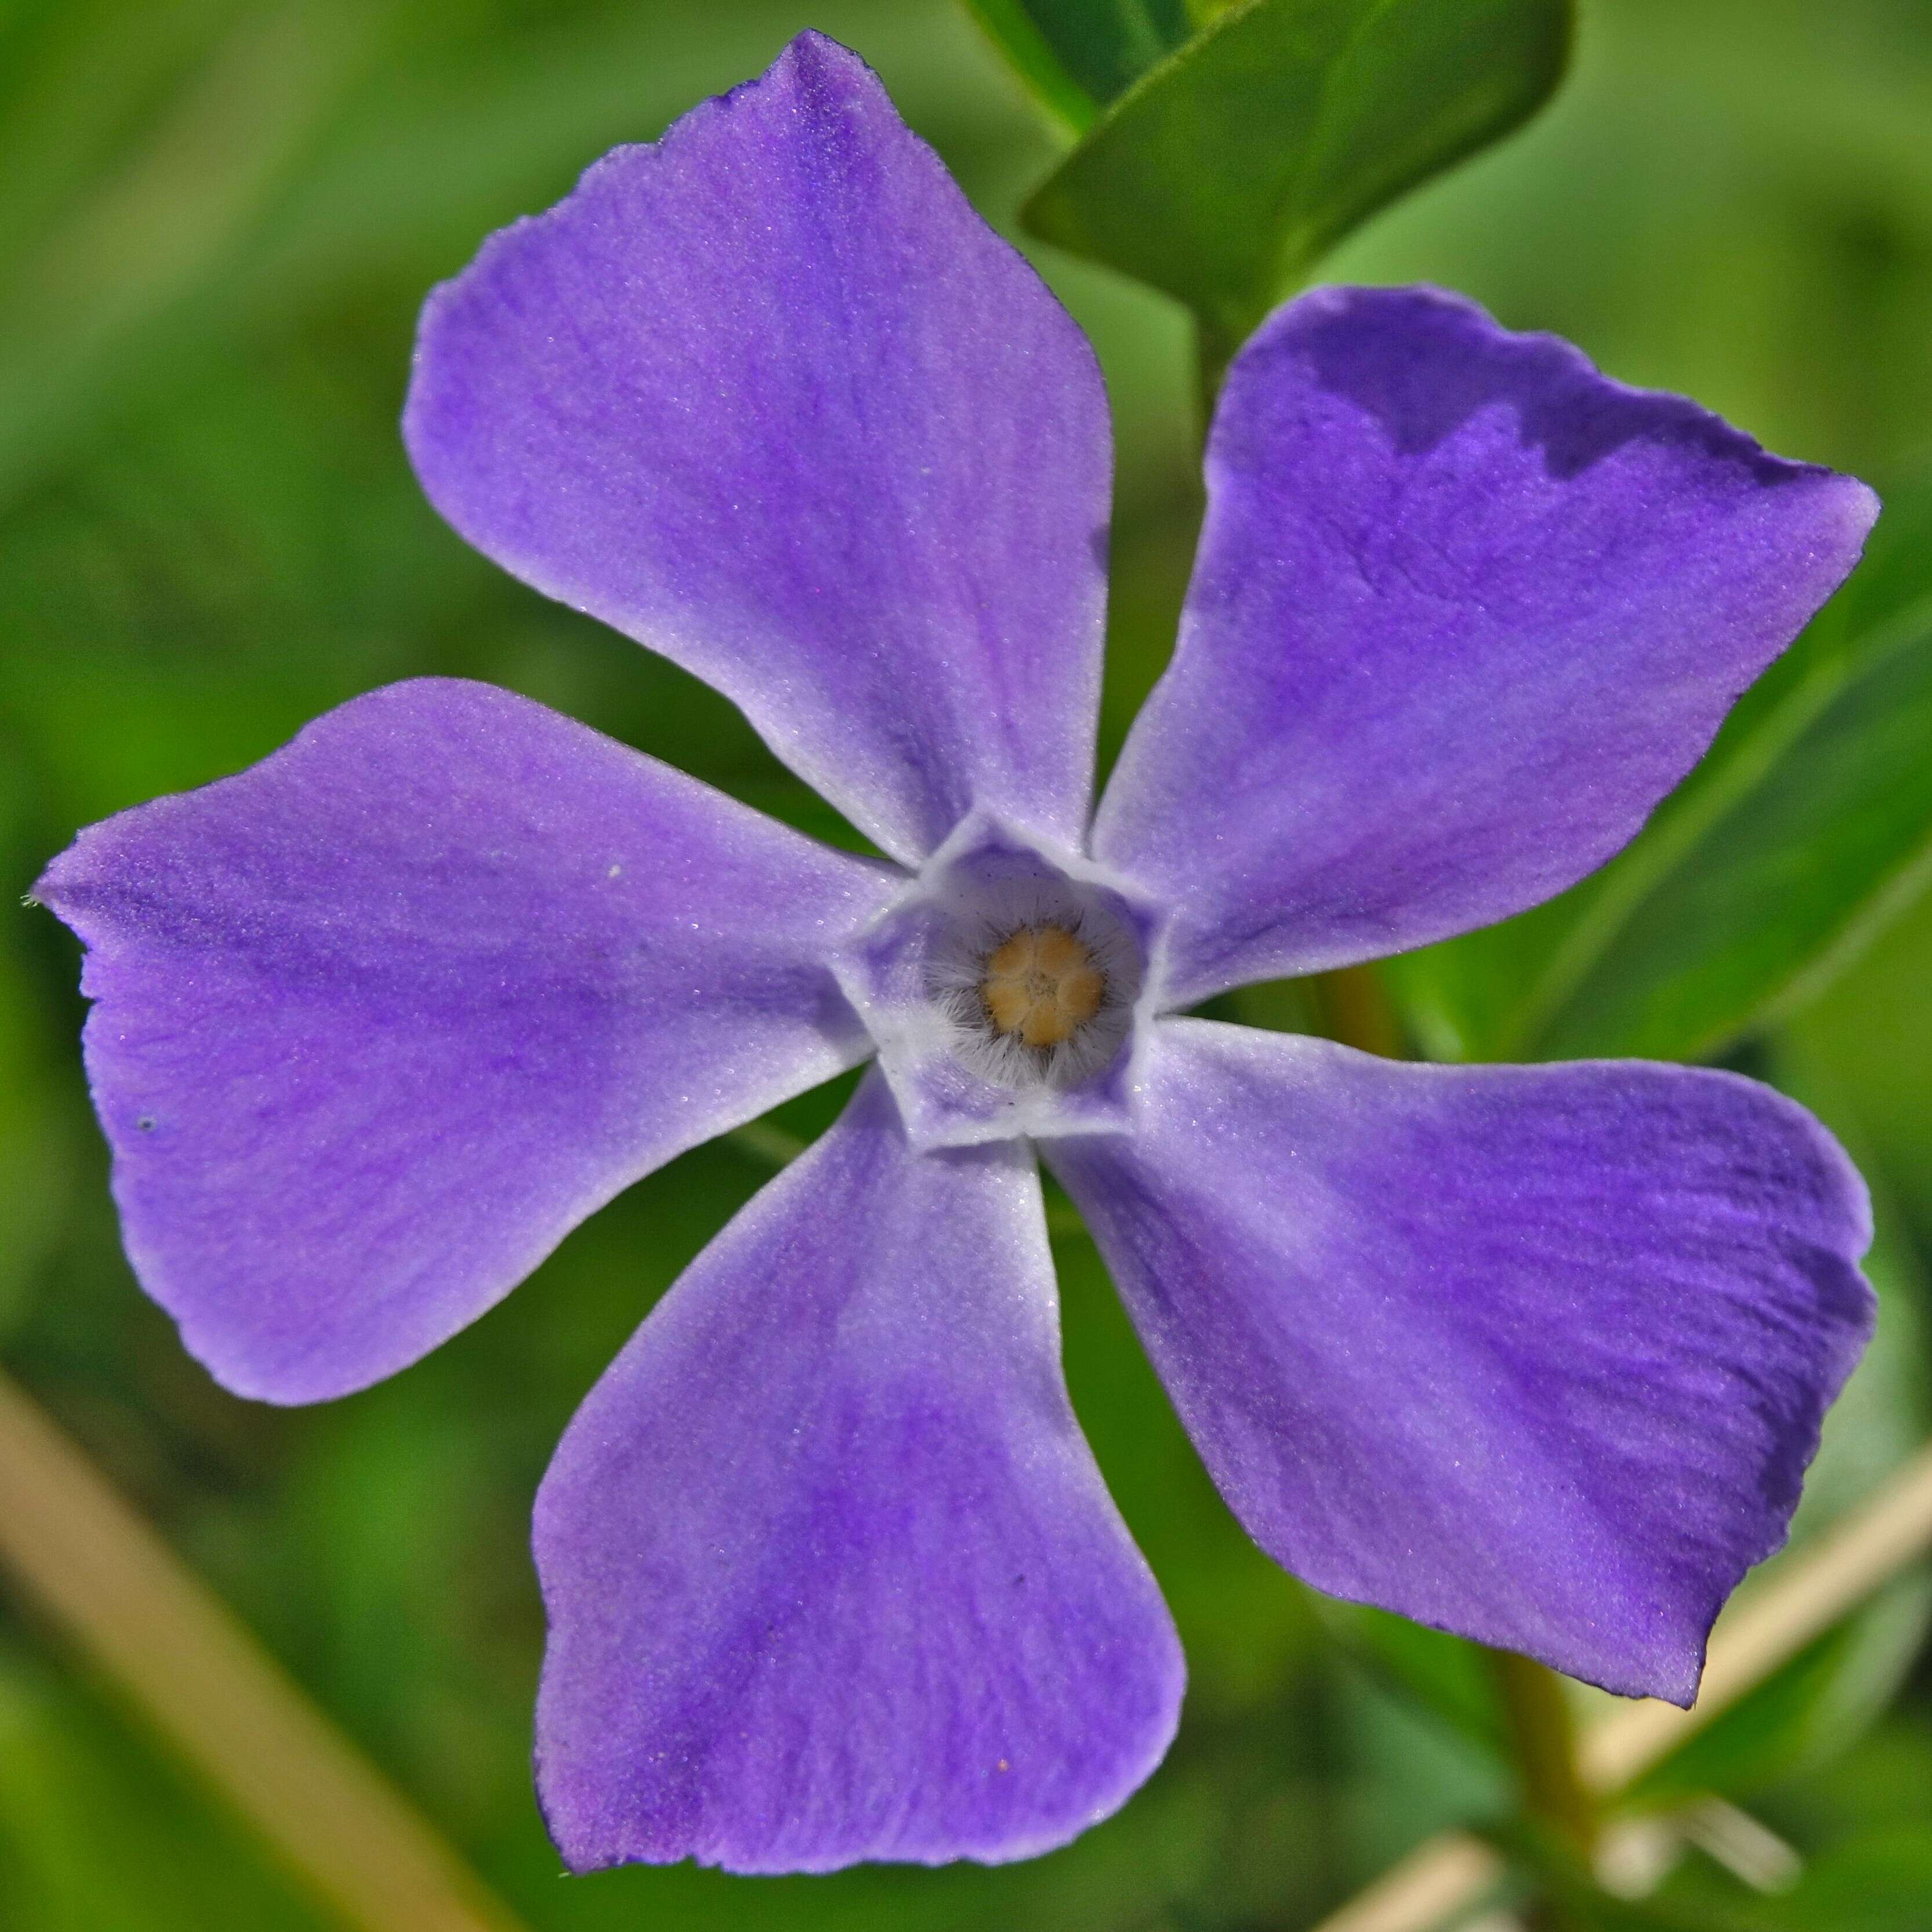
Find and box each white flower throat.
[831,813,1162,1150]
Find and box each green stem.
[1489,1649,1597,1929]
[1194,313,1239,437]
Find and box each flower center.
[980,924,1105,1049]
[828,811,1164,1149]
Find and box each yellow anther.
[980,923,1105,1049]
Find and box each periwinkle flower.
[35,32,1881,1877]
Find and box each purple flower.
[35,32,1880,1877]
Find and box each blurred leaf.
[0,0,1001,516]
[1022,0,1572,336]
[1627,1573,1932,1810]
[960,0,1194,132]
[1315,1600,1505,1757]
[0,1643,332,1932]
[0,730,79,1342]
[1338,1674,1510,1883]
[1553,1887,1770,1932]
[1756,1825,1932,1932]
[1787,1180,1932,1535]
[1785,885,1932,1237]
[0,0,382,509]
[0,996,75,1346]
[1628,1180,1932,1806]
[1388,472,1932,1064]
[1490,1817,1777,1932]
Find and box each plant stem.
[1489,1650,1597,1930]
[1194,313,1238,438]
[1312,962,1407,1058]
[1312,1441,1932,1932]
[1491,1647,1597,1842]
[0,1369,528,1932]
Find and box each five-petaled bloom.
[35,33,1882,1876]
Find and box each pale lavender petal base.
[534,1069,1183,1873]
[1049,1020,1874,1702]
[35,679,896,1402]
[405,32,1110,867]
[1096,287,1879,1005]
[830,810,1163,1151]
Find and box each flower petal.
[404,32,1110,868]
[1096,287,1879,1005]
[533,1068,1182,1873]
[1047,1020,1874,1702]
[35,679,894,1403]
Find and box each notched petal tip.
[1052,1024,1877,1706]
[403,30,1109,868]
[404,30,882,373]
[41,677,894,1408]
[1100,281,1880,1002]
[532,1071,1182,1875]
[1230,285,1881,625]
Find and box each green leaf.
[1387,472,1932,1065]
[1021,0,1572,336]
[1627,1573,1932,1809]
[959,0,1198,132]
[1761,1826,1932,1932]
[1315,1599,1506,1756]
[0,1644,334,1932]
[1488,1818,1776,1932]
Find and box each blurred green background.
[3,1,1932,1927]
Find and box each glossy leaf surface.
[1023,0,1571,334]
[960,0,1198,131]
